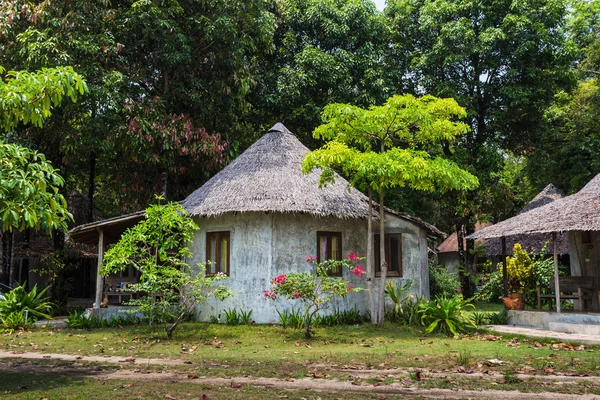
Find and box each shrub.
[223,308,253,325]
[266,254,365,338]
[0,282,54,322]
[66,311,140,329]
[417,295,476,336]
[476,243,567,308]
[1,311,31,331]
[429,265,461,298]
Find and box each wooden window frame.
[206,231,230,276]
[316,231,343,277]
[374,233,402,277]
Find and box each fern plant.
[0,282,54,322]
[417,295,476,336]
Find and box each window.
[317,231,342,276]
[206,231,230,275]
[374,233,402,277]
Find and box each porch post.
[502,236,508,297]
[94,229,105,309]
[553,232,561,313]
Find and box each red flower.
[346,252,359,261]
[348,285,354,292]
[352,265,366,277]
[306,255,317,263]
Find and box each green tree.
[102,200,232,339]
[385,0,576,278]
[251,0,393,145]
[0,64,86,284]
[302,94,479,326]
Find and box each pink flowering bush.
[265,253,365,338]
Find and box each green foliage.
[0,311,31,332]
[276,307,305,329]
[0,282,54,322]
[0,143,72,234]
[267,255,364,338]
[488,310,508,325]
[429,265,461,298]
[475,267,505,304]
[417,295,476,337]
[102,200,233,339]
[471,311,492,326]
[66,311,140,329]
[383,280,422,325]
[254,0,392,143]
[223,308,254,326]
[0,66,87,131]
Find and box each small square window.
[206,231,230,276]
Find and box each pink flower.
[294,290,301,299]
[352,265,366,277]
[306,255,317,263]
[347,252,359,261]
[271,275,287,285]
[348,285,354,292]
[263,289,277,300]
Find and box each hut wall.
[377,213,430,300]
[438,252,461,272]
[568,231,600,310]
[188,211,430,323]
[189,212,274,322]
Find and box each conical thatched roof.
[470,176,600,239]
[483,184,569,255]
[181,123,374,219]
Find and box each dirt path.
[1,351,599,399]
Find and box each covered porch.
[469,175,600,314]
[67,211,145,309]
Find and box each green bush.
[0,282,54,322]
[429,265,461,298]
[417,295,476,336]
[66,311,140,329]
[475,268,504,303]
[1,311,31,331]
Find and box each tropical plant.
[266,254,365,338]
[0,282,54,322]
[0,311,31,331]
[102,200,233,339]
[418,295,476,336]
[66,311,140,329]
[429,265,461,298]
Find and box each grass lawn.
[1,322,599,380]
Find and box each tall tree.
[385,0,576,276]
[251,0,393,145]
[0,64,86,284]
[303,94,479,326]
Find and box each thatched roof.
[384,207,445,238]
[483,184,569,256]
[469,176,600,239]
[181,123,374,219]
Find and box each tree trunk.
[8,231,15,285]
[376,185,387,327]
[0,230,5,285]
[88,152,96,223]
[366,188,376,325]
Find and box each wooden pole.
[553,232,561,313]
[502,236,508,297]
[94,229,104,309]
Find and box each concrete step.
[548,321,600,335]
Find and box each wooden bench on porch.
[537,276,595,312]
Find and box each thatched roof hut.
[470,177,600,239]
[181,123,374,220]
[483,184,569,256]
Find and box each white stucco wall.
[188,211,430,323]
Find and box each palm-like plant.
[417,295,476,336]
[0,282,54,322]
